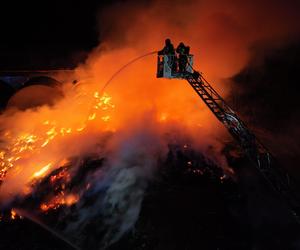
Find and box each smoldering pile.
[0,137,232,250]
[0,65,235,249]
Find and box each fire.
[32,163,52,178]
[10,209,17,220]
[0,2,297,248]
[40,193,79,212]
[50,168,70,184]
[101,115,111,122]
[0,88,115,213]
[159,112,168,122]
[88,113,97,121]
[0,53,229,221]
[0,17,231,222]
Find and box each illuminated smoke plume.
[95,0,300,82]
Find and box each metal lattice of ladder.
[184,70,300,221]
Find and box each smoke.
[1,0,300,248]
[69,0,300,246]
[0,80,121,207]
[64,119,166,248]
[95,0,300,81]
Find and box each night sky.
[231,42,300,177]
[0,1,109,69]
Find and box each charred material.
[0,145,234,250]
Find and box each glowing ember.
[32,163,52,178]
[10,209,17,220]
[88,113,97,121]
[159,113,168,122]
[40,193,79,212]
[0,89,115,214]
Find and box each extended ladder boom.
[185,70,299,220]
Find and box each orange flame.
[0,89,115,209]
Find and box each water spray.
[100,51,158,92]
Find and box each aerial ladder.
[157,52,300,221]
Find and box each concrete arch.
[23,76,62,88]
[6,76,64,111]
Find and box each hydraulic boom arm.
[185,70,299,220]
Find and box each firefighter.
[185,46,190,55]
[158,39,176,74]
[176,42,188,73]
[158,38,175,55]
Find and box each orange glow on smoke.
[0,0,298,223]
[5,0,296,214]
[0,88,116,207]
[0,44,229,215]
[0,52,228,215]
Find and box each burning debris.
[0,65,232,249]
[1,0,299,248]
[3,35,289,249]
[0,140,231,249]
[0,39,298,249]
[0,88,114,188]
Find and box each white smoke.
[63,120,166,248]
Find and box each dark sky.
[230,41,300,176]
[0,1,115,69]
